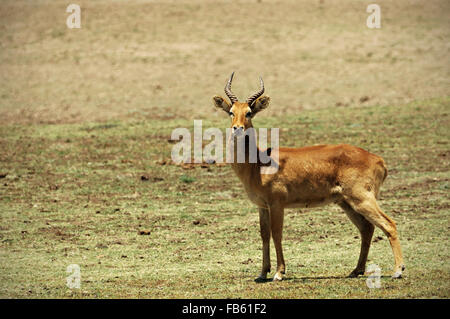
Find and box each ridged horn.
[246,76,264,106]
[224,72,238,104]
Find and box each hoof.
[254,276,268,283]
[392,271,403,279]
[392,265,405,279]
[348,269,364,278]
[273,272,283,281]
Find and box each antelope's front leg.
[255,207,271,282]
[270,205,285,281]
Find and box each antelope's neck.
[231,162,261,189]
[228,134,262,187]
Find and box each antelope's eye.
[246,112,252,118]
[229,112,234,117]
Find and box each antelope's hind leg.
[346,195,405,278]
[255,207,271,282]
[339,201,374,278]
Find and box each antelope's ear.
[213,95,231,113]
[251,96,270,114]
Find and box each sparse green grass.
[179,175,196,184]
[0,98,449,298]
[0,0,449,299]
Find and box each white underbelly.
[285,196,340,209]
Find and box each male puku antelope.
[212,73,405,282]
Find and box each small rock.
[373,236,383,242]
[360,96,370,103]
[242,258,252,264]
[49,184,59,191]
[155,159,168,165]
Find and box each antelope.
[212,73,405,282]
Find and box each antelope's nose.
[232,125,244,132]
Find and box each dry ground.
[0,0,449,123]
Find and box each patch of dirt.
[387,177,449,194]
[373,236,383,243]
[140,174,164,182]
[155,158,227,170]
[38,227,73,241]
[1,1,447,126]
[192,219,207,226]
